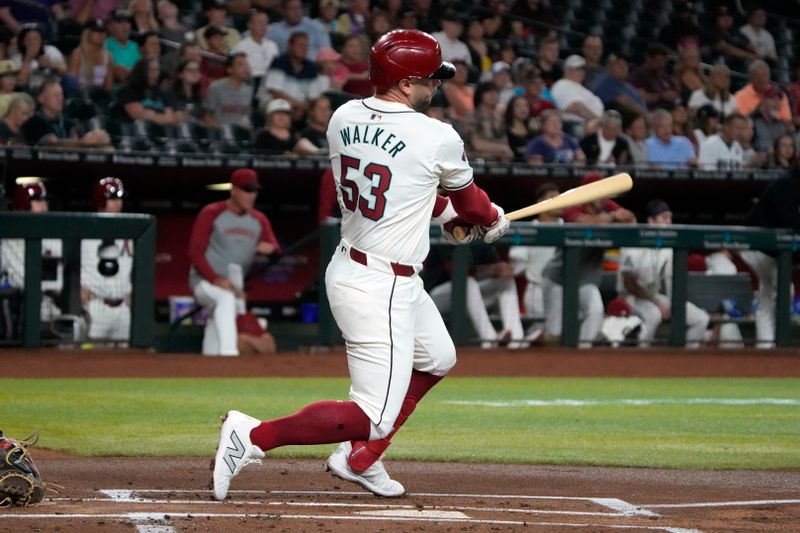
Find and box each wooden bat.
[452,172,633,240]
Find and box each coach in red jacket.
[188,169,280,356]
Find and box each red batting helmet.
[93,177,125,210]
[369,29,456,91]
[14,182,47,211]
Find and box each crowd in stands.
[0,0,795,170]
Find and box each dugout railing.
[318,220,798,348]
[0,213,156,348]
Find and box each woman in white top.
[13,24,68,92]
[688,64,738,118]
[69,20,113,91]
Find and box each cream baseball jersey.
[327,96,473,265]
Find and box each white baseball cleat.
[325,441,405,497]
[212,410,265,501]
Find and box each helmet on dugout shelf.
[14,182,47,211]
[369,29,456,91]
[93,177,124,210]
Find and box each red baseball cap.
[231,168,261,191]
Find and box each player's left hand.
[482,203,509,244]
[441,218,479,245]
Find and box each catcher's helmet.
[93,177,124,210]
[369,29,456,91]
[14,182,47,211]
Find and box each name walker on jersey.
[339,125,407,158]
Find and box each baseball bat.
[452,172,633,240]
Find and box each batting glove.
[433,199,477,245]
[482,203,510,244]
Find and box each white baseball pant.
[193,280,239,356]
[428,277,524,344]
[738,250,779,348]
[626,293,709,348]
[87,299,130,341]
[326,242,456,440]
[542,278,604,348]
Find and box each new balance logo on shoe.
[223,430,246,474]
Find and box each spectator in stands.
[425,242,526,349]
[751,86,793,153]
[116,57,184,125]
[522,66,555,118]
[510,0,555,42]
[205,51,252,128]
[13,23,68,93]
[657,0,703,52]
[738,115,767,168]
[580,109,631,166]
[233,9,279,93]
[591,53,646,119]
[487,61,515,110]
[440,58,473,123]
[81,177,133,343]
[432,9,471,66]
[69,0,116,25]
[788,60,800,133]
[188,168,280,356]
[262,31,328,120]
[508,182,563,343]
[542,172,636,347]
[21,78,111,147]
[339,34,371,97]
[535,35,561,88]
[630,43,680,110]
[294,94,330,155]
[707,5,758,70]
[505,94,537,162]
[645,108,696,168]
[770,134,797,170]
[619,199,709,348]
[196,0,240,52]
[200,26,228,82]
[316,0,344,41]
[671,103,698,152]
[268,0,331,61]
[526,109,585,165]
[738,8,777,63]
[698,112,745,170]
[0,93,34,144]
[687,63,738,117]
[70,19,113,92]
[0,60,21,117]
[463,82,513,161]
[692,104,720,146]
[673,45,704,104]
[254,98,296,154]
[735,61,792,122]
[164,59,209,124]
[621,112,648,165]
[0,0,62,36]
[315,47,347,91]
[155,0,187,42]
[106,9,140,83]
[138,31,161,61]
[581,35,604,90]
[129,0,158,37]
[335,0,369,37]
[551,54,604,123]
[465,17,491,78]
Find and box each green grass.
[1,377,799,469]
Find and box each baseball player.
[188,169,280,356]
[618,200,710,348]
[213,29,509,501]
[80,177,134,342]
[0,182,62,324]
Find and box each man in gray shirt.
[205,51,254,128]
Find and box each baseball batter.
[213,29,509,500]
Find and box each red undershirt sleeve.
[188,203,223,283]
[431,194,449,218]
[447,183,498,226]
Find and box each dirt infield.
[2,347,799,531]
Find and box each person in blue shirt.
[644,108,696,168]
[268,0,331,61]
[591,53,646,119]
[525,109,586,165]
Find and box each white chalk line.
[443,398,800,407]
[0,512,698,531]
[135,526,175,533]
[642,499,800,509]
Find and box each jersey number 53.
[339,155,392,221]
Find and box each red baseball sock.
[349,370,444,472]
[250,400,371,452]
